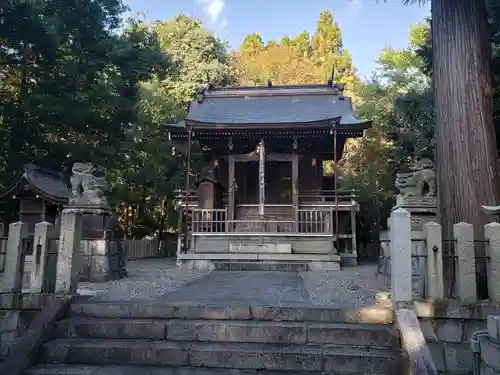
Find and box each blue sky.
[124,0,431,78]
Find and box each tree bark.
[433,0,500,235]
[432,0,500,296]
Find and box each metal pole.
[333,126,339,251]
[183,127,192,253]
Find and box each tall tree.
[108,14,236,237]
[235,43,322,85]
[344,21,433,257]
[0,1,170,181]
[402,0,500,239]
[311,10,357,89]
[234,10,357,87]
[152,15,236,105]
[240,33,265,56]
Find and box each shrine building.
[167,80,372,271]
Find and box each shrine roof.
[183,83,371,128]
[0,164,71,204]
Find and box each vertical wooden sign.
[259,139,265,216]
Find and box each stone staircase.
[25,300,408,374]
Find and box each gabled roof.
[0,164,72,204]
[184,83,371,128]
[194,176,226,189]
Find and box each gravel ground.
[73,259,388,307]
[77,258,211,301]
[300,264,389,308]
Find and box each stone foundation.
[178,253,341,272]
[414,299,500,374]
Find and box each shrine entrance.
[235,160,292,206]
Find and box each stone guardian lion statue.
[395,158,437,197]
[69,162,108,206]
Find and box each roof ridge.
[199,83,345,100]
[208,83,338,91]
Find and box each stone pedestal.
[396,195,438,298]
[67,204,126,282]
[396,195,438,231]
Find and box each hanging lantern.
[311,158,316,167]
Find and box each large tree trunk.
[432,0,500,296]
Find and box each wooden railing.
[299,189,358,204]
[190,207,338,235]
[191,209,227,233]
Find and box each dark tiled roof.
[0,164,71,204]
[186,84,369,126]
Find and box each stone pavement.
[76,258,386,308]
[165,271,312,306]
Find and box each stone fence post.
[390,207,412,303]
[424,222,444,300]
[29,222,54,293]
[2,222,28,292]
[55,208,82,294]
[485,222,500,302]
[453,222,477,302]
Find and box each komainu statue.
[69,162,108,206]
[395,158,437,197]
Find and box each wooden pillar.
[183,126,192,253]
[292,137,299,232]
[228,137,235,232]
[350,208,357,255]
[350,189,357,256]
[332,123,339,251]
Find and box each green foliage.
[0,1,170,183]
[152,15,237,105]
[240,33,266,56]
[109,14,236,237]
[338,20,433,249]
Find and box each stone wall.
[414,300,500,374]
[0,294,63,360]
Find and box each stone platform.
[177,252,341,271]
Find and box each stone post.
[424,222,444,300]
[29,222,54,293]
[2,222,28,292]
[488,314,500,341]
[485,222,500,302]
[55,208,82,293]
[453,222,477,302]
[390,207,412,303]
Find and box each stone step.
[213,261,308,271]
[179,253,340,261]
[38,339,406,374]
[68,302,394,324]
[53,318,397,347]
[24,364,387,375]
